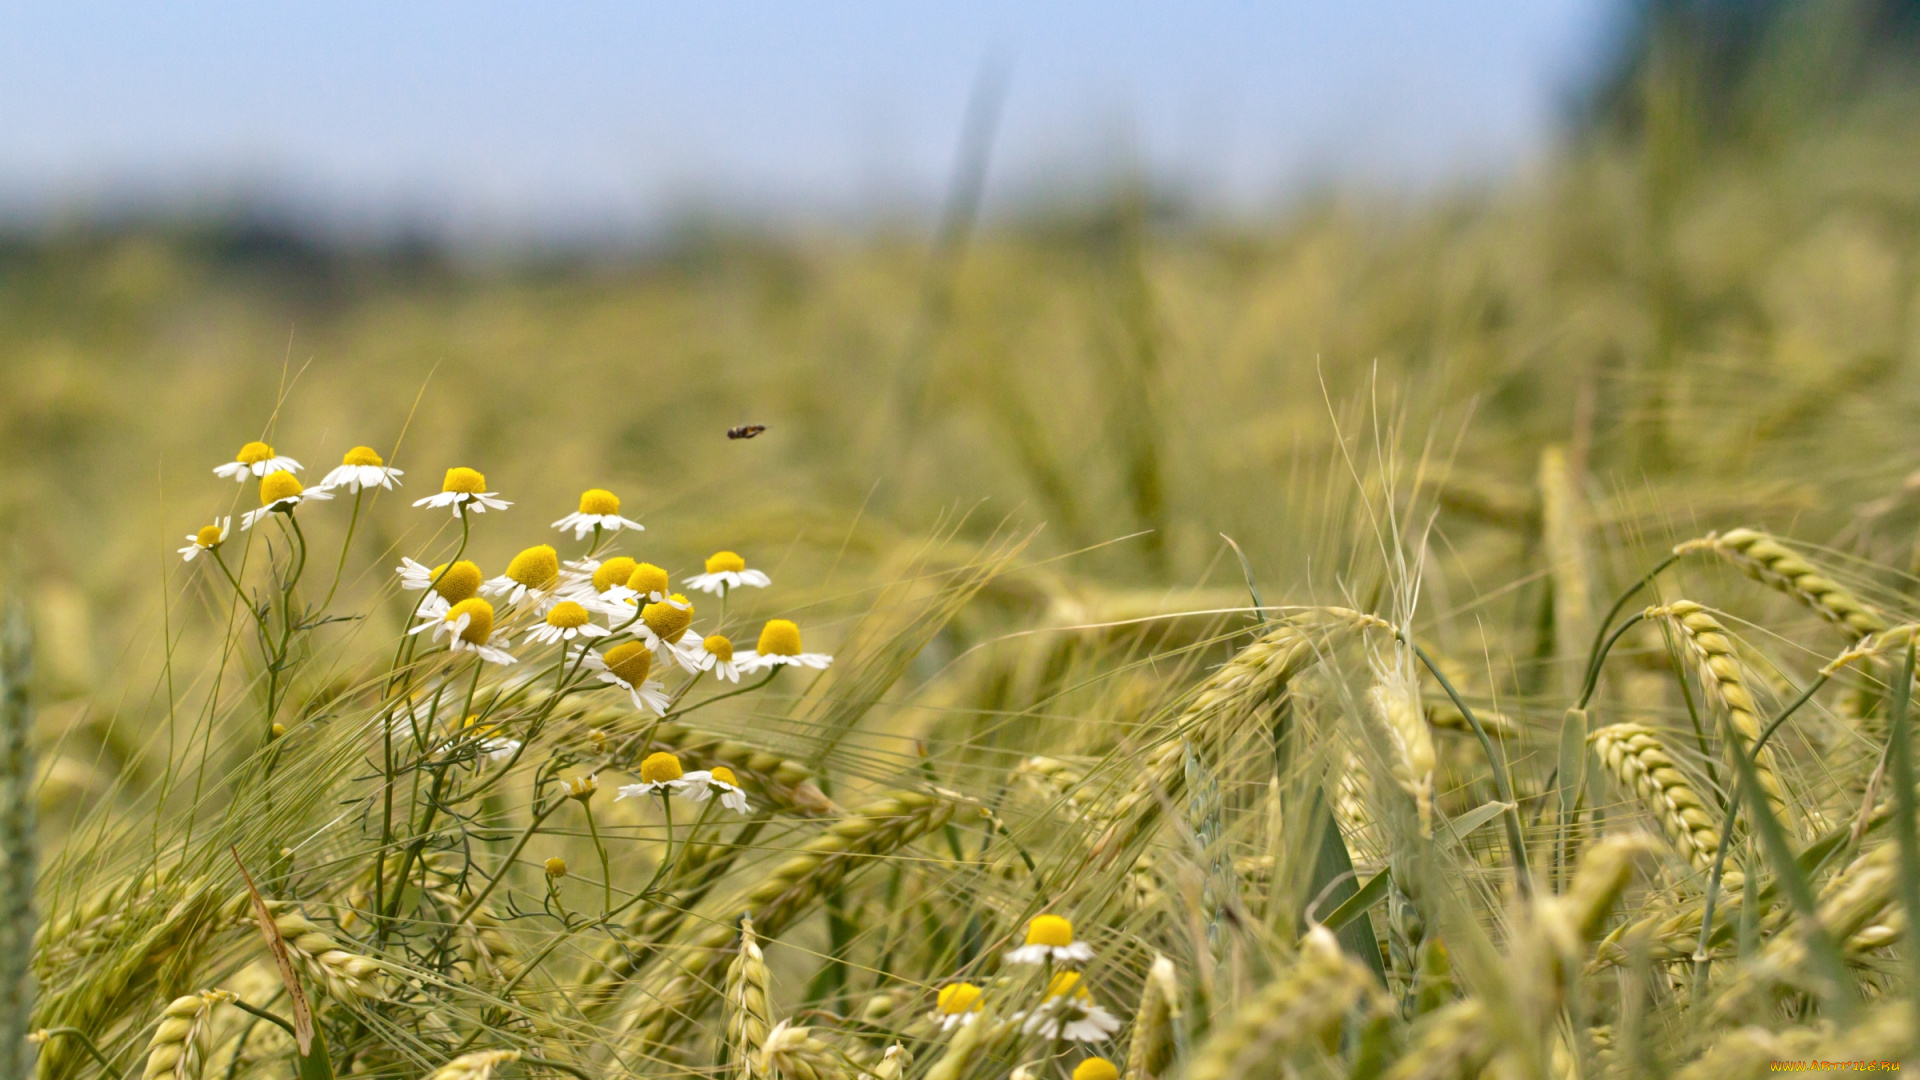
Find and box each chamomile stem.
[656,795,676,888]
[457,655,486,732]
[582,798,613,914]
[449,794,566,930]
[319,489,365,611]
[210,549,271,639]
[669,667,779,722]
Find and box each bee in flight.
[727,424,767,440]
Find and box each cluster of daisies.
[181,441,833,769]
[931,913,1121,1062]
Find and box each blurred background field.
[9,0,1920,873]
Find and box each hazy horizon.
[0,2,1617,243]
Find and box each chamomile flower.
[931,983,984,1031]
[624,562,677,605]
[1019,972,1121,1043]
[617,750,689,798]
[482,544,562,608]
[213,441,302,482]
[319,445,404,492]
[397,558,484,617]
[1006,914,1094,965]
[552,488,644,540]
[697,634,742,682]
[567,556,636,607]
[685,551,772,595]
[241,470,332,530]
[1072,1058,1120,1080]
[638,594,704,671]
[523,601,609,645]
[413,467,511,515]
[739,619,834,672]
[411,597,515,665]
[178,518,230,562]
[680,765,751,814]
[583,641,670,715]
[592,562,686,617]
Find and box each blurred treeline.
[7,0,1920,797]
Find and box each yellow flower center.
[1072,1059,1119,1080]
[756,619,803,657]
[705,550,747,574]
[643,595,694,643]
[579,488,621,515]
[431,561,484,603]
[1043,971,1089,1001]
[703,634,734,662]
[592,557,638,593]
[544,856,568,878]
[602,641,653,686]
[505,545,560,589]
[639,750,684,784]
[627,562,669,597]
[1025,914,1075,948]
[937,983,983,1015]
[260,471,304,506]
[236,441,275,465]
[710,765,738,787]
[194,525,225,548]
[442,467,487,494]
[342,445,383,467]
[545,601,591,629]
[444,598,495,644]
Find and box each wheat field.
[9,74,1920,1080]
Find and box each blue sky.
[0,2,1618,238]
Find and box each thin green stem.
[1410,640,1531,891]
[1581,552,1682,696]
[209,549,271,639]
[31,1027,121,1080]
[319,489,365,611]
[1692,672,1836,994]
[1578,611,1647,710]
[582,797,613,914]
[449,794,566,930]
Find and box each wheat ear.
[1098,609,1388,857]
[1383,999,1492,1080]
[756,1019,850,1080]
[1368,670,1435,835]
[139,991,233,1080]
[725,917,773,1080]
[425,1050,521,1080]
[1588,724,1721,870]
[240,900,384,1002]
[1649,601,1792,828]
[625,791,955,1047]
[1710,842,1899,1018]
[869,1044,912,1080]
[1181,926,1385,1080]
[1122,953,1180,1080]
[1676,529,1888,636]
